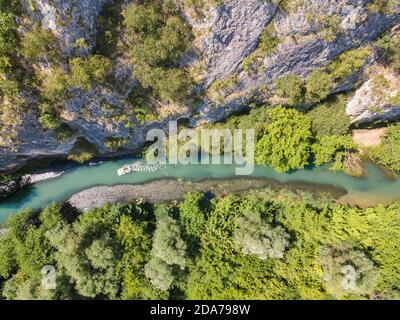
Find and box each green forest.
[1,189,400,300]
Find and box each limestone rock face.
[193,0,399,125]
[346,68,400,123]
[36,0,111,55]
[201,0,277,86]
[1,0,399,171]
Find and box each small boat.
[117,163,165,176]
[117,165,133,176]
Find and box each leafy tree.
[234,210,290,260]
[179,192,207,240]
[305,69,333,103]
[4,188,400,300]
[123,1,192,102]
[115,214,164,300]
[371,123,400,172]
[151,211,187,269]
[144,205,187,292]
[307,96,351,136]
[312,135,357,172]
[319,245,379,298]
[274,74,304,106]
[255,106,312,172]
[144,257,175,292]
[68,55,112,91]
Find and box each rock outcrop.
[1,0,399,172]
[200,0,277,86]
[346,67,400,123]
[35,0,111,55]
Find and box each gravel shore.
[68,178,346,211]
[24,171,65,183]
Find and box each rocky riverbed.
[68,178,346,211]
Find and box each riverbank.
[68,178,346,211]
[2,158,400,224]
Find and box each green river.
[0,157,399,223]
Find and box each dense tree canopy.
[255,106,312,172]
[371,123,400,172]
[123,0,192,102]
[2,188,400,300]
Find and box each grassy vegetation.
[375,35,400,73]
[207,74,238,102]
[242,23,280,75]
[274,47,371,106]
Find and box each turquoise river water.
[0,158,399,223]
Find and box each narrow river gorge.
[1,157,399,223]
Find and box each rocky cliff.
[0,0,399,172]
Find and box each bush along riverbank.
[1,188,400,300]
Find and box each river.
[0,157,399,223]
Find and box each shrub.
[312,135,357,172]
[40,68,67,102]
[307,95,351,136]
[68,137,98,163]
[255,106,312,172]
[274,74,304,106]
[371,123,400,172]
[38,113,61,130]
[327,48,371,82]
[319,245,379,298]
[21,24,57,62]
[152,67,193,102]
[0,12,18,72]
[305,69,333,103]
[123,1,192,102]
[375,35,400,73]
[258,24,280,55]
[68,55,112,91]
[104,137,126,151]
